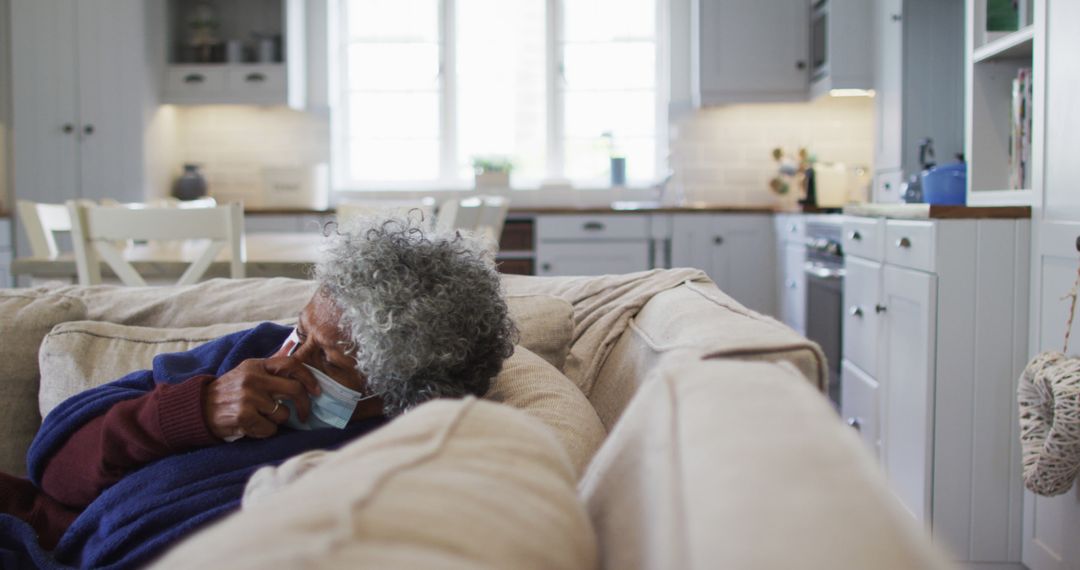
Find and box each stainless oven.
[804,218,843,407]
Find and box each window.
[333,0,665,190]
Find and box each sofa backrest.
[579,356,951,570]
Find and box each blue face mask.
[284,363,377,431]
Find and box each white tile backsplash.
[670,96,874,206]
[172,105,330,207]
[169,95,870,209]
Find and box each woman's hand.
[203,357,321,441]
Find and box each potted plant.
[472,156,513,190]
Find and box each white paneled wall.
[669,96,874,206]
[172,106,330,206]
[0,0,10,212]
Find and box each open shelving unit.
[965,0,1042,206]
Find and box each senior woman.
[0,217,517,569]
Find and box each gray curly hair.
[314,214,517,417]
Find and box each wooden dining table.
[11,232,327,282]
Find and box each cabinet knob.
[83,124,94,135]
[245,73,267,83]
[796,60,807,70]
[849,306,864,318]
[896,237,912,249]
[787,280,798,290]
[789,224,798,233]
[848,230,862,241]
[183,73,205,84]
[62,123,74,134]
[875,304,887,314]
[891,13,902,22]
[847,417,862,432]
[713,235,724,245]
[541,262,552,272]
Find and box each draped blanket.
[1,323,385,569]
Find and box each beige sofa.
[0,270,951,569]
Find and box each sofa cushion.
[151,398,597,570]
[38,320,278,418]
[45,278,574,370]
[0,290,86,476]
[578,355,949,570]
[485,346,605,477]
[39,325,603,476]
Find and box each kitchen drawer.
[885,220,935,273]
[841,359,881,460]
[842,216,884,261]
[536,215,649,241]
[165,65,226,97]
[773,214,805,244]
[536,240,651,276]
[843,256,882,377]
[227,65,286,97]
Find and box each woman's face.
[274,294,368,394]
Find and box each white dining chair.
[336,198,436,229]
[67,200,245,286]
[16,200,73,259]
[477,196,510,248]
[435,196,485,234]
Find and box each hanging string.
[1064,261,1080,354]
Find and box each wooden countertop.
[843,204,1031,219]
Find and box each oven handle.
[803,263,846,280]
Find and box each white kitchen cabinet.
[872,0,965,189]
[881,264,936,524]
[1022,1,1080,568]
[670,214,776,316]
[842,216,1029,566]
[841,359,881,459]
[774,213,806,334]
[161,0,320,108]
[535,215,653,277]
[778,243,806,334]
[691,0,808,105]
[808,0,873,99]
[10,0,159,256]
[842,255,883,377]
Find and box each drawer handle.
[896,237,912,249]
[875,304,887,314]
[713,235,724,246]
[848,230,862,241]
[245,72,267,83]
[184,73,205,84]
[582,221,605,231]
[849,306,864,318]
[847,417,862,432]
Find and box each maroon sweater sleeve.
[39,374,222,510]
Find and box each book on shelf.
[1009,67,1032,191]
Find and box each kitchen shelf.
[973,26,1035,63]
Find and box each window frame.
[330,0,669,192]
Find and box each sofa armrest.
[580,357,952,570]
